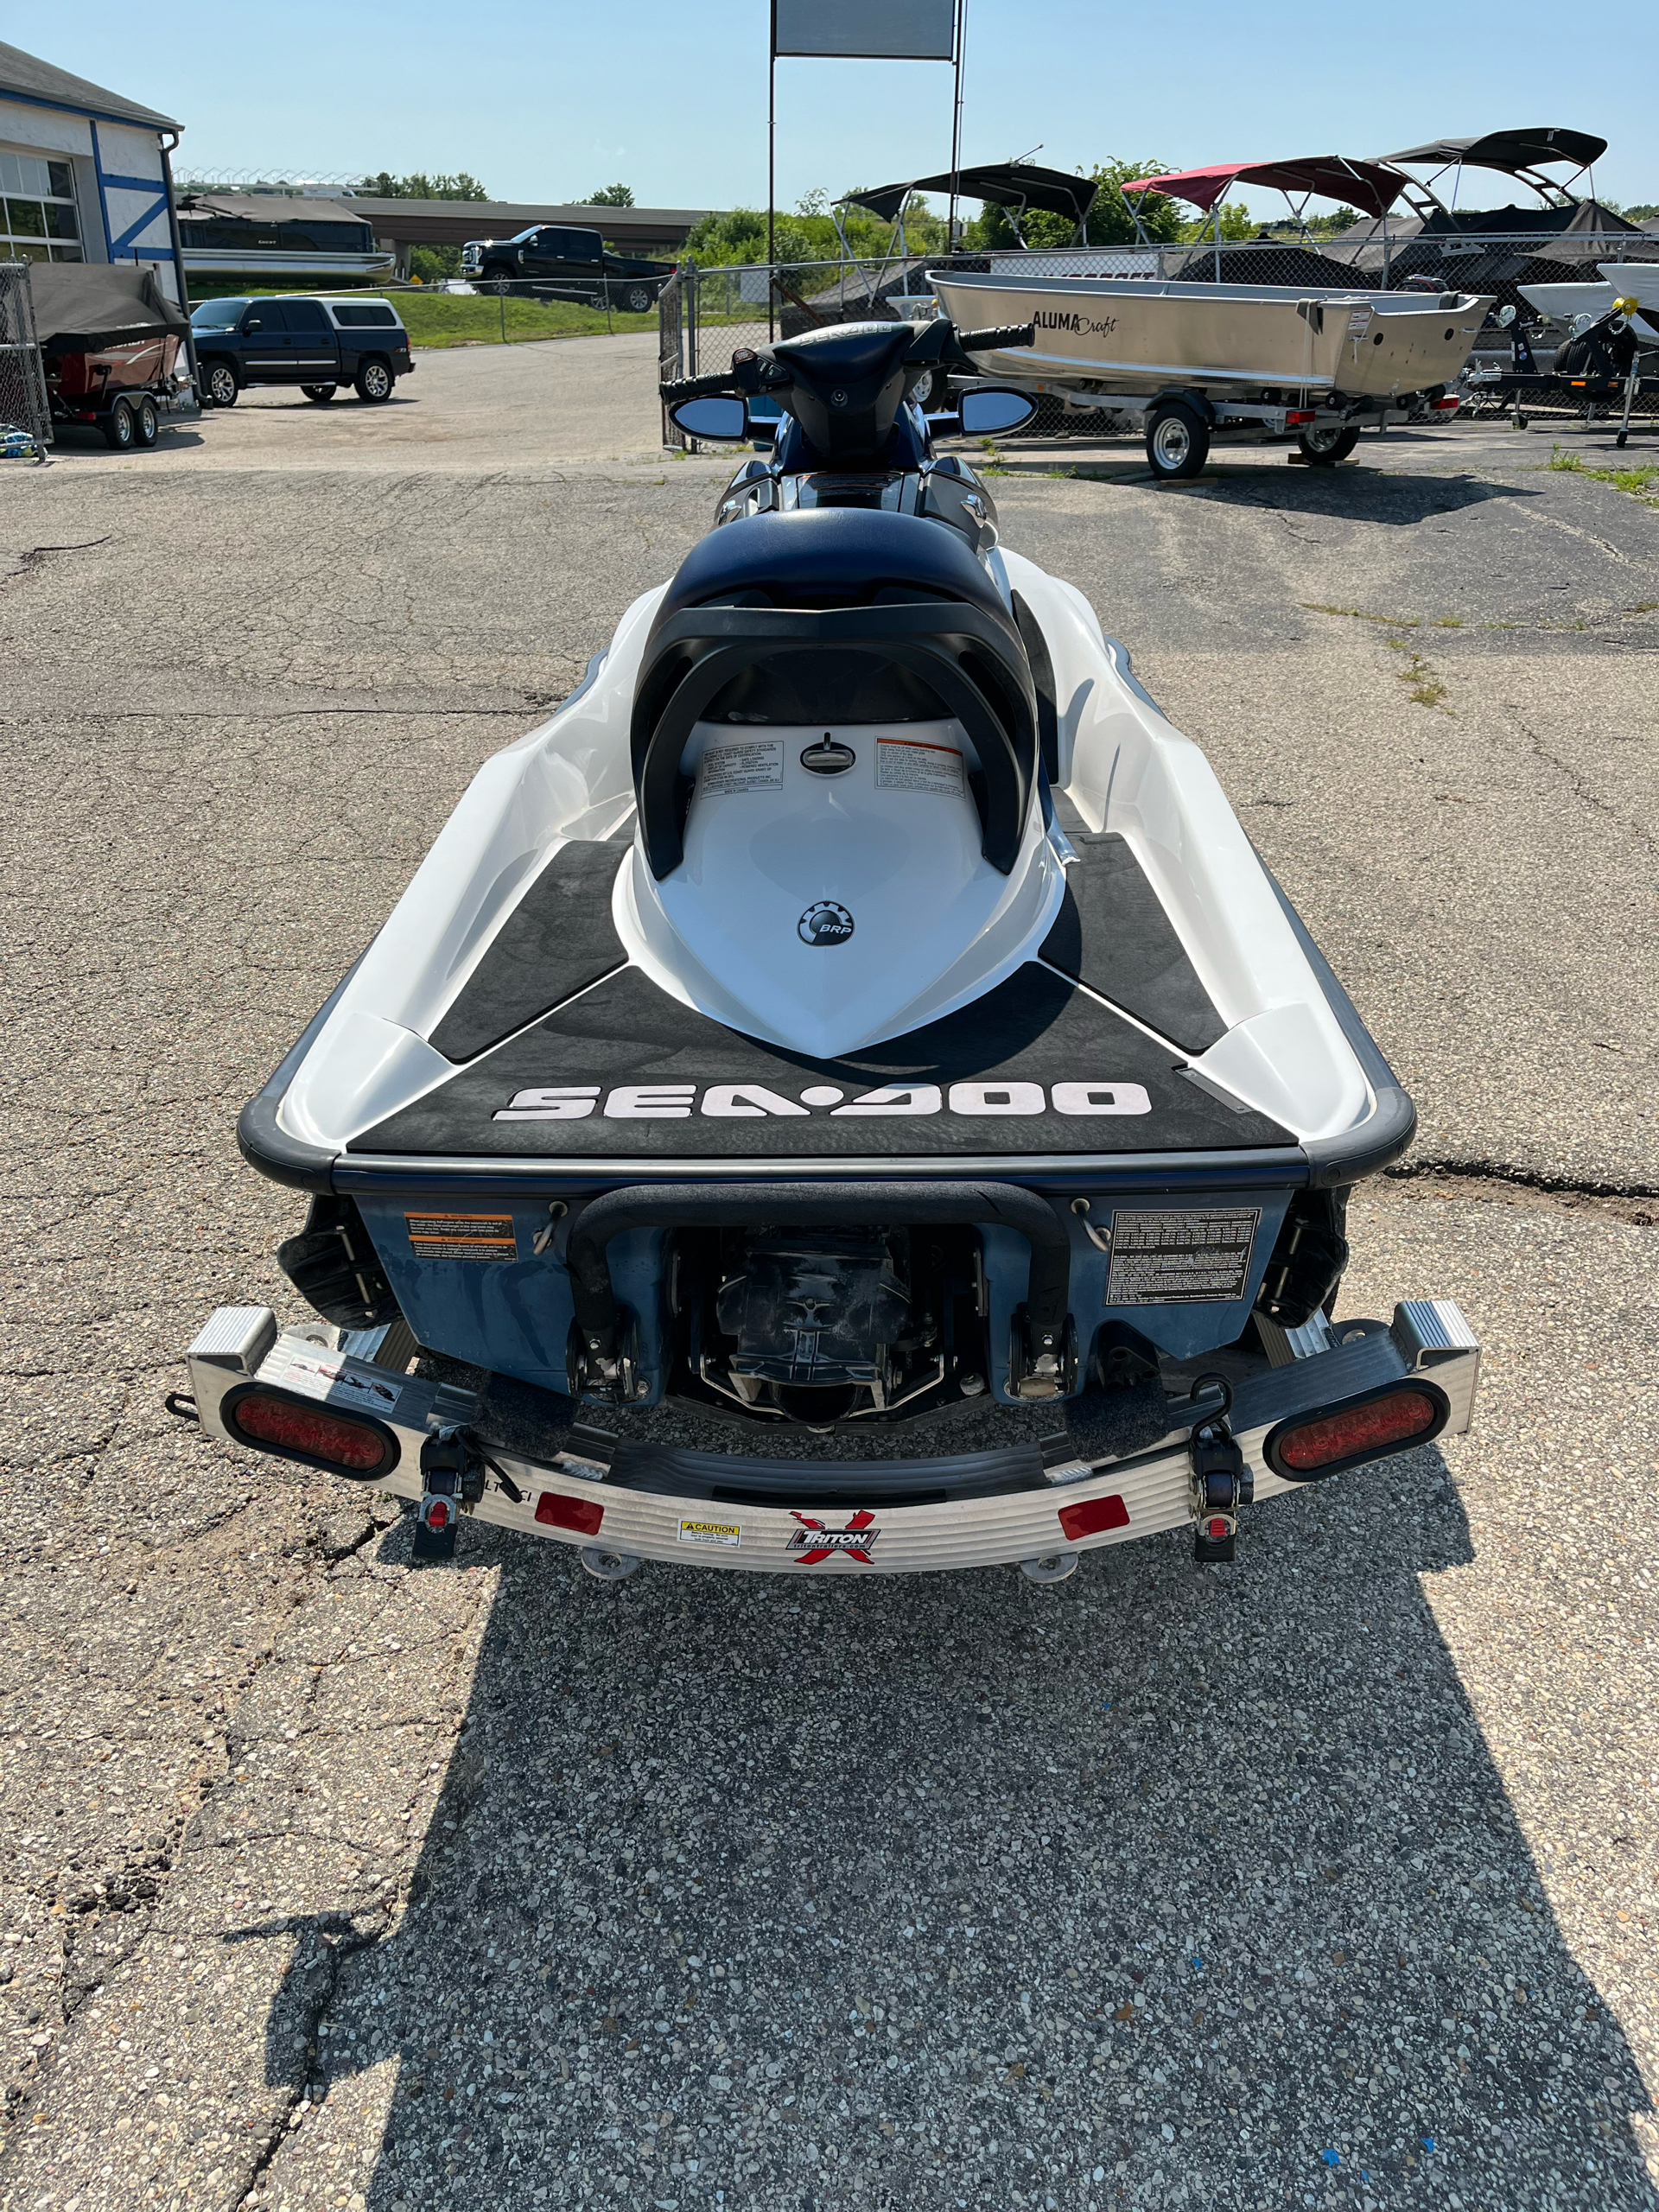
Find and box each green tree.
[587,183,635,206]
[681,194,946,269]
[357,171,490,200]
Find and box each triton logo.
[798,900,855,947]
[494,1082,1154,1121]
[787,1510,879,1564]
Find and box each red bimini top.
[1122,156,1407,219]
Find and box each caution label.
[678,1518,741,1549]
[876,736,963,796]
[1103,1207,1261,1306]
[405,1212,518,1263]
[701,739,784,795]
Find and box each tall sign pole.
[948,0,966,251]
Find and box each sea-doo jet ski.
[181,315,1480,1578]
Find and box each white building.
[0,40,186,307]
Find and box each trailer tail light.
[225,1387,398,1478]
[1285,409,1315,424]
[1432,397,1460,412]
[1265,1383,1446,1483]
[536,1491,605,1535]
[1058,1492,1129,1541]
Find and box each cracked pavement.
[0,346,1655,2209]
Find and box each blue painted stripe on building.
[88,119,114,259]
[110,196,170,254]
[98,170,167,194]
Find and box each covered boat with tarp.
[30,262,192,449]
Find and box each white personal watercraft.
[181,316,1479,1577]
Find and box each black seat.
[631,509,1039,880]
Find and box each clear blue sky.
[35,1,1655,215]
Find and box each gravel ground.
[0,344,1655,2209]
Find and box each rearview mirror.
[669,395,749,440]
[957,388,1038,435]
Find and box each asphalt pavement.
[0,336,1655,2212]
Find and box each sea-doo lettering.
[196,304,1479,1577]
[492,1081,1157,1122]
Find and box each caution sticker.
[261,1345,404,1419]
[1103,1207,1261,1306]
[876,736,963,796]
[700,739,783,795]
[678,1518,741,1550]
[405,1212,518,1263]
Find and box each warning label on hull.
[678,1518,741,1549]
[701,739,784,795]
[876,736,963,795]
[405,1212,518,1262]
[1103,1207,1262,1306]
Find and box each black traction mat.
[355,962,1290,1160]
[1040,830,1227,1054]
[431,840,627,1063]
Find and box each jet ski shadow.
[260,1452,1658,2209]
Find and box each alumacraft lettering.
[1033,308,1117,337]
[493,1081,1154,1121]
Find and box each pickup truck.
[189,295,415,407]
[459,225,675,313]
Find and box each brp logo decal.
[798,900,855,947]
[787,1510,880,1564]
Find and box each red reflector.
[1276,1389,1440,1473]
[423,1497,452,1531]
[1285,410,1315,423]
[536,1491,604,1536]
[1058,1493,1130,1542]
[232,1391,386,1471]
[1433,397,1460,410]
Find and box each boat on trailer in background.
[929,156,1488,479]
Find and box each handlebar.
[661,369,740,403]
[660,320,1036,406]
[954,323,1036,353]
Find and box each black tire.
[132,394,160,448]
[202,358,238,408]
[482,264,514,288]
[353,358,393,404]
[103,398,136,451]
[1145,399,1210,481]
[619,282,654,315]
[302,383,338,404]
[1295,424,1360,467]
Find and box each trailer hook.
[1189,1371,1234,1425]
[1070,1196,1113,1255]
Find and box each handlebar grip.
[955,323,1036,353]
[660,370,737,402]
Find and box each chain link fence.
[660,233,1659,444]
[0,261,51,458]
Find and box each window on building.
[0,150,82,263]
